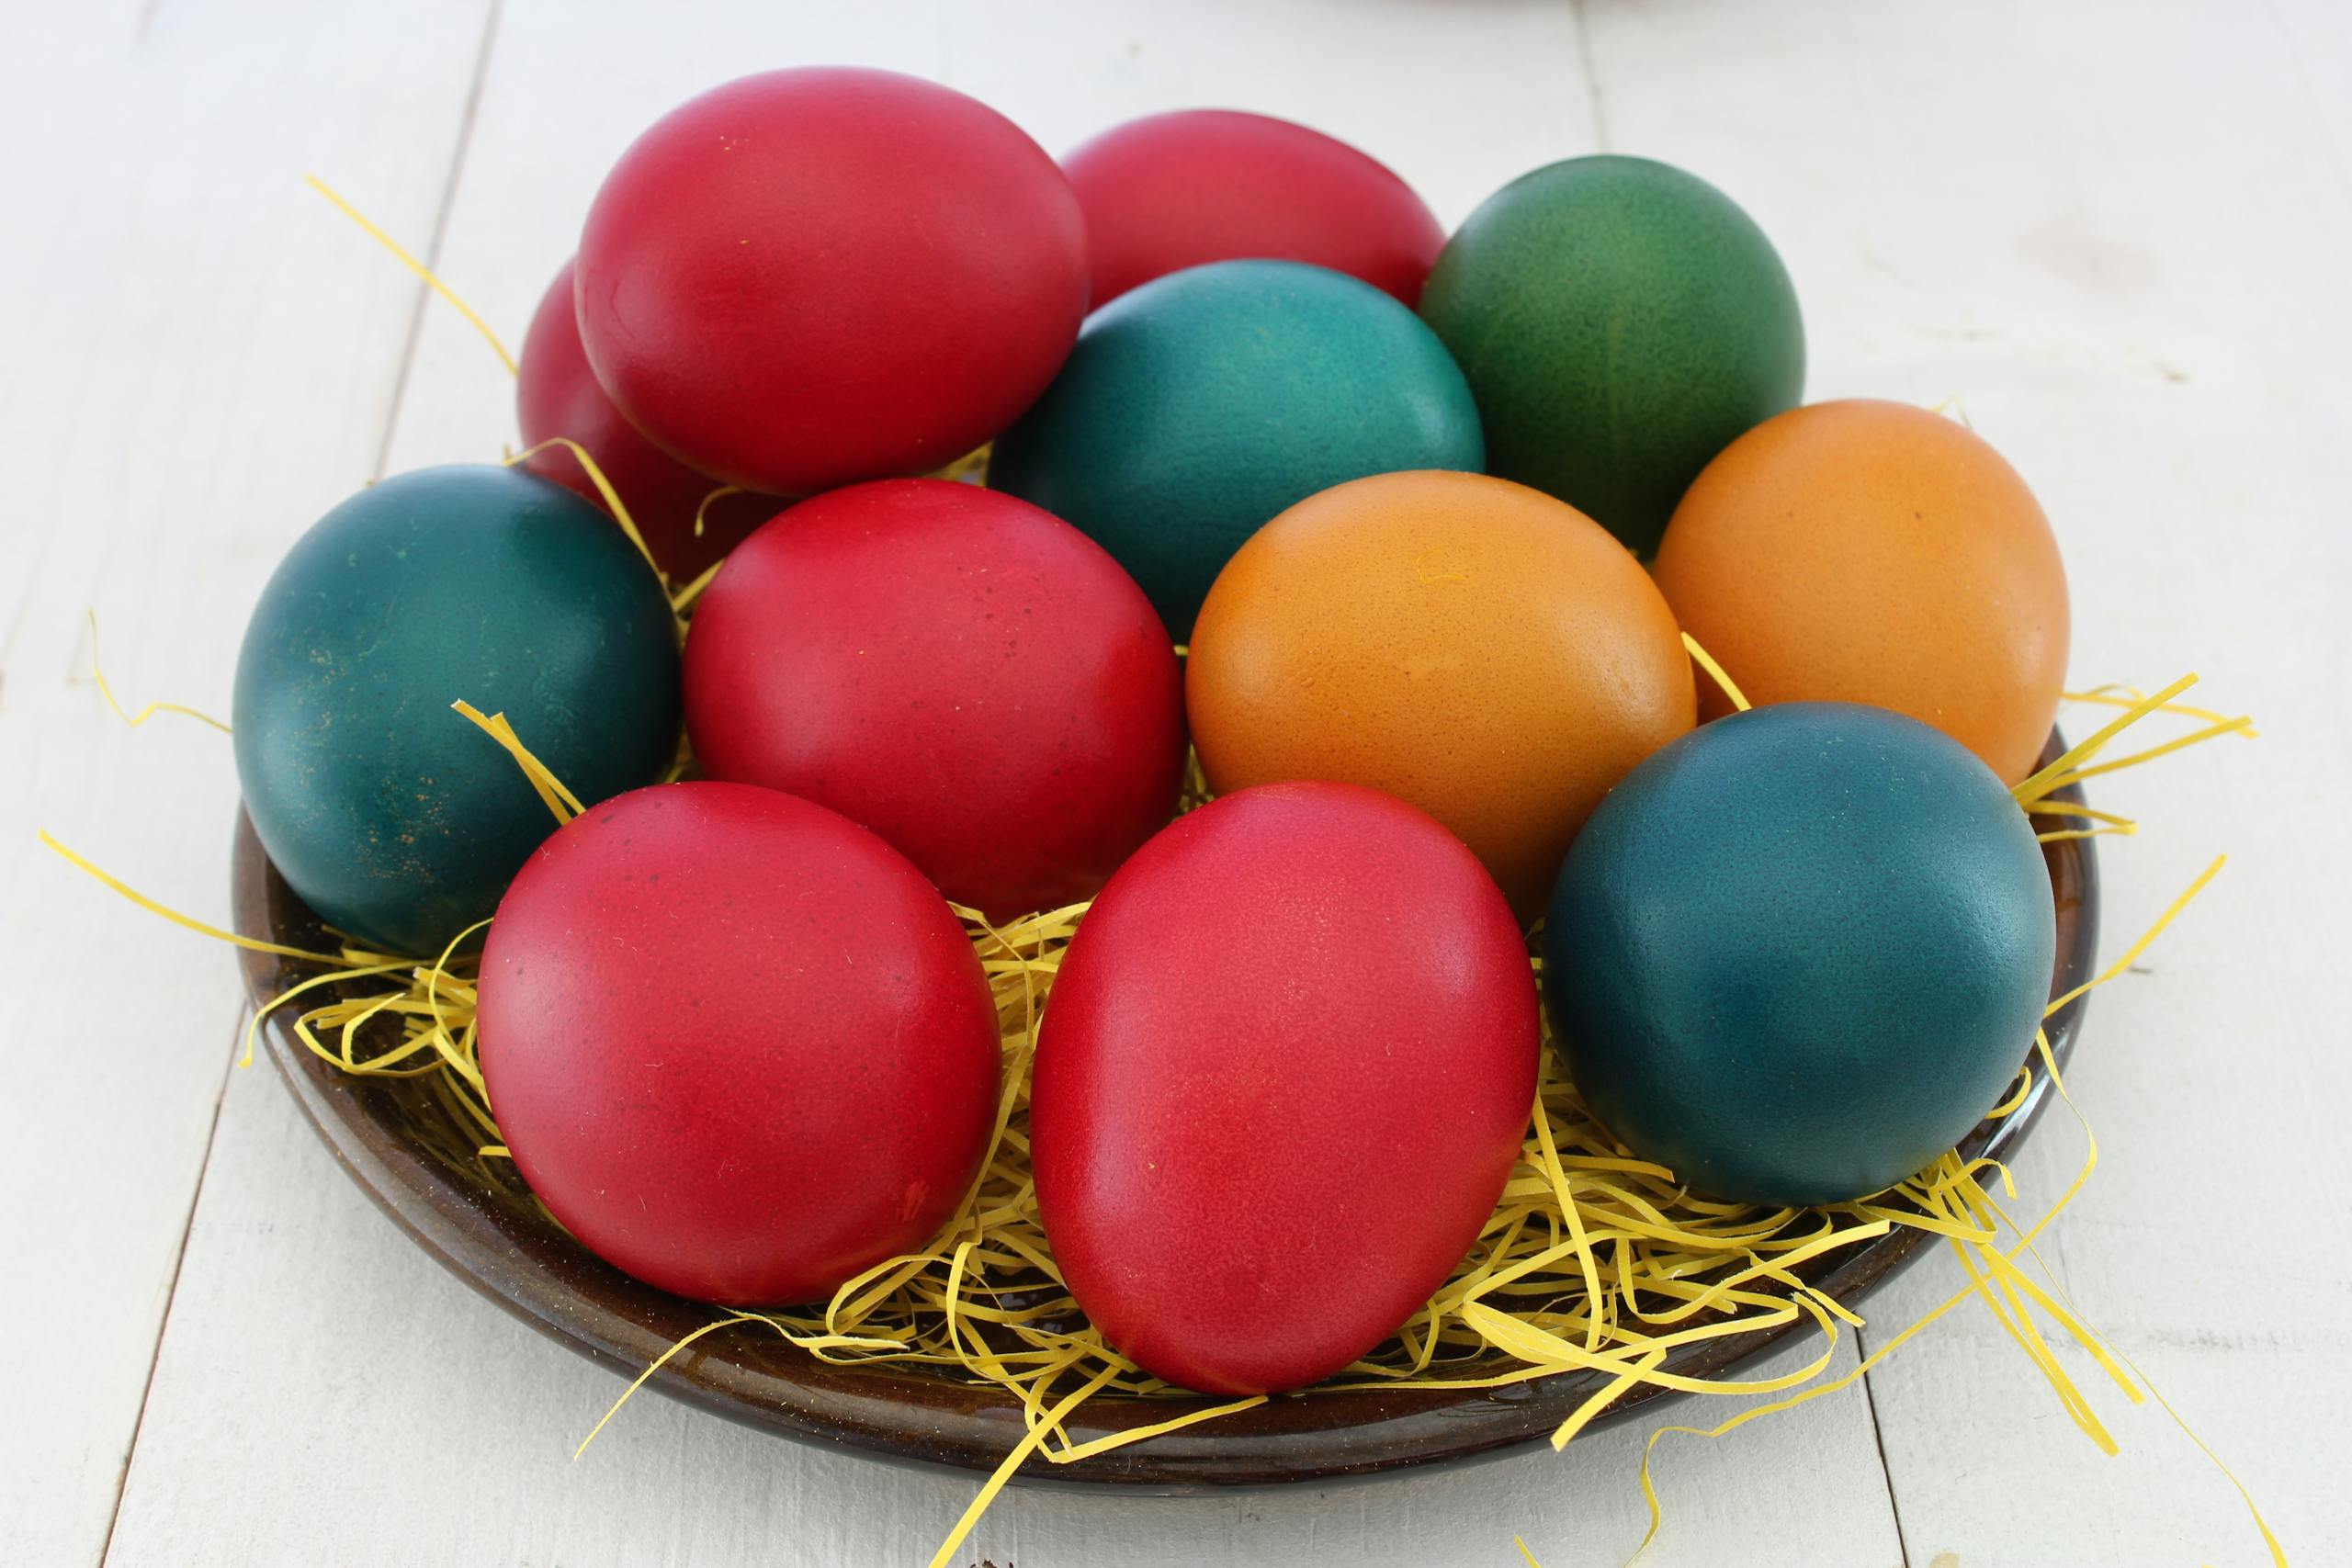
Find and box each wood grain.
[3,0,2335,1564]
[0,4,494,1563]
[1575,1,2352,1561]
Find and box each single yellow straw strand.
[575,1316,752,1461]
[304,175,518,377]
[2045,856,2225,1018]
[2036,824,2136,844]
[1047,1393,1268,1464]
[693,485,746,540]
[449,702,583,826]
[87,611,232,733]
[1680,633,1751,712]
[669,558,726,615]
[38,829,345,964]
[503,438,664,585]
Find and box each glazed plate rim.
[229,745,2098,1492]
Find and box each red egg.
[477,782,1000,1308]
[684,479,1185,920]
[1061,109,1446,307]
[516,259,781,583]
[1031,782,1538,1394]
[576,68,1088,494]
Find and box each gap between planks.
[371,0,510,484]
[96,1000,248,1567]
[96,5,507,1556]
[1569,0,1611,153]
[1859,1338,1917,1568]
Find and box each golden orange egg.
[1186,469,1695,920]
[1652,400,2069,784]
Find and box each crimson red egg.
[517,259,781,583]
[1030,781,1539,1395]
[683,479,1185,920]
[1061,108,1446,307]
[576,68,1088,494]
[477,782,1000,1308]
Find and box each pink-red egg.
[576,68,1088,494]
[516,259,780,583]
[1031,781,1538,1394]
[683,479,1185,920]
[1061,108,1445,307]
[477,782,1000,1308]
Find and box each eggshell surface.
[232,465,680,957]
[683,479,1185,919]
[478,782,1001,1307]
[1419,155,1804,555]
[1031,781,1538,1395]
[517,259,781,583]
[1652,399,2069,784]
[1061,108,1445,307]
[1186,469,1694,922]
[989,259,1483,640]
[1543,703,2056,1206]
[576,68,1088,494]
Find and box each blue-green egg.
[988,258,1483,640]
[1542,702,2053,1206]
[233,466,682,956]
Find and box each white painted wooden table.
[5,1,2346,1563]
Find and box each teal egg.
[233,466,682,956]
[1542,703,2053,1206]
[1419,155,1804,555]
[989,258,1483,639]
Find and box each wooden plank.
[1576,1,2351,1562]
[0,2,495,1562]
[112,1,1907,1563]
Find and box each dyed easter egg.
[1544,703,2055,1207]
[478,783,1000,1306]
[577,68,1087,494]
[1187,469,1693,922]
[683,479,1185,919]
[517,259,780,583]
[1419,155,1804,555]
[1032,782,1537,1394]
[233,466,680,957]
[989,259,1482,639]
[1061,108,1445,307]
[1652,399,2070,784]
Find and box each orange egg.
[1187,469,1695,920]
[1652,400,2069,784]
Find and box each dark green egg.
[1419,155,1804,555]
[989,258,1483,640]
[1542,703,2053,1206]
[233,466,681,956]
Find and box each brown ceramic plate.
[231,742,2097,1493]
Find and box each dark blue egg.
[988,258,1483,640]
[233,466,681,956]
[1542,702,2053,1205]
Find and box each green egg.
[989,259,1483,640]
[233,465,681,956]
[1419,155,1804,555]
